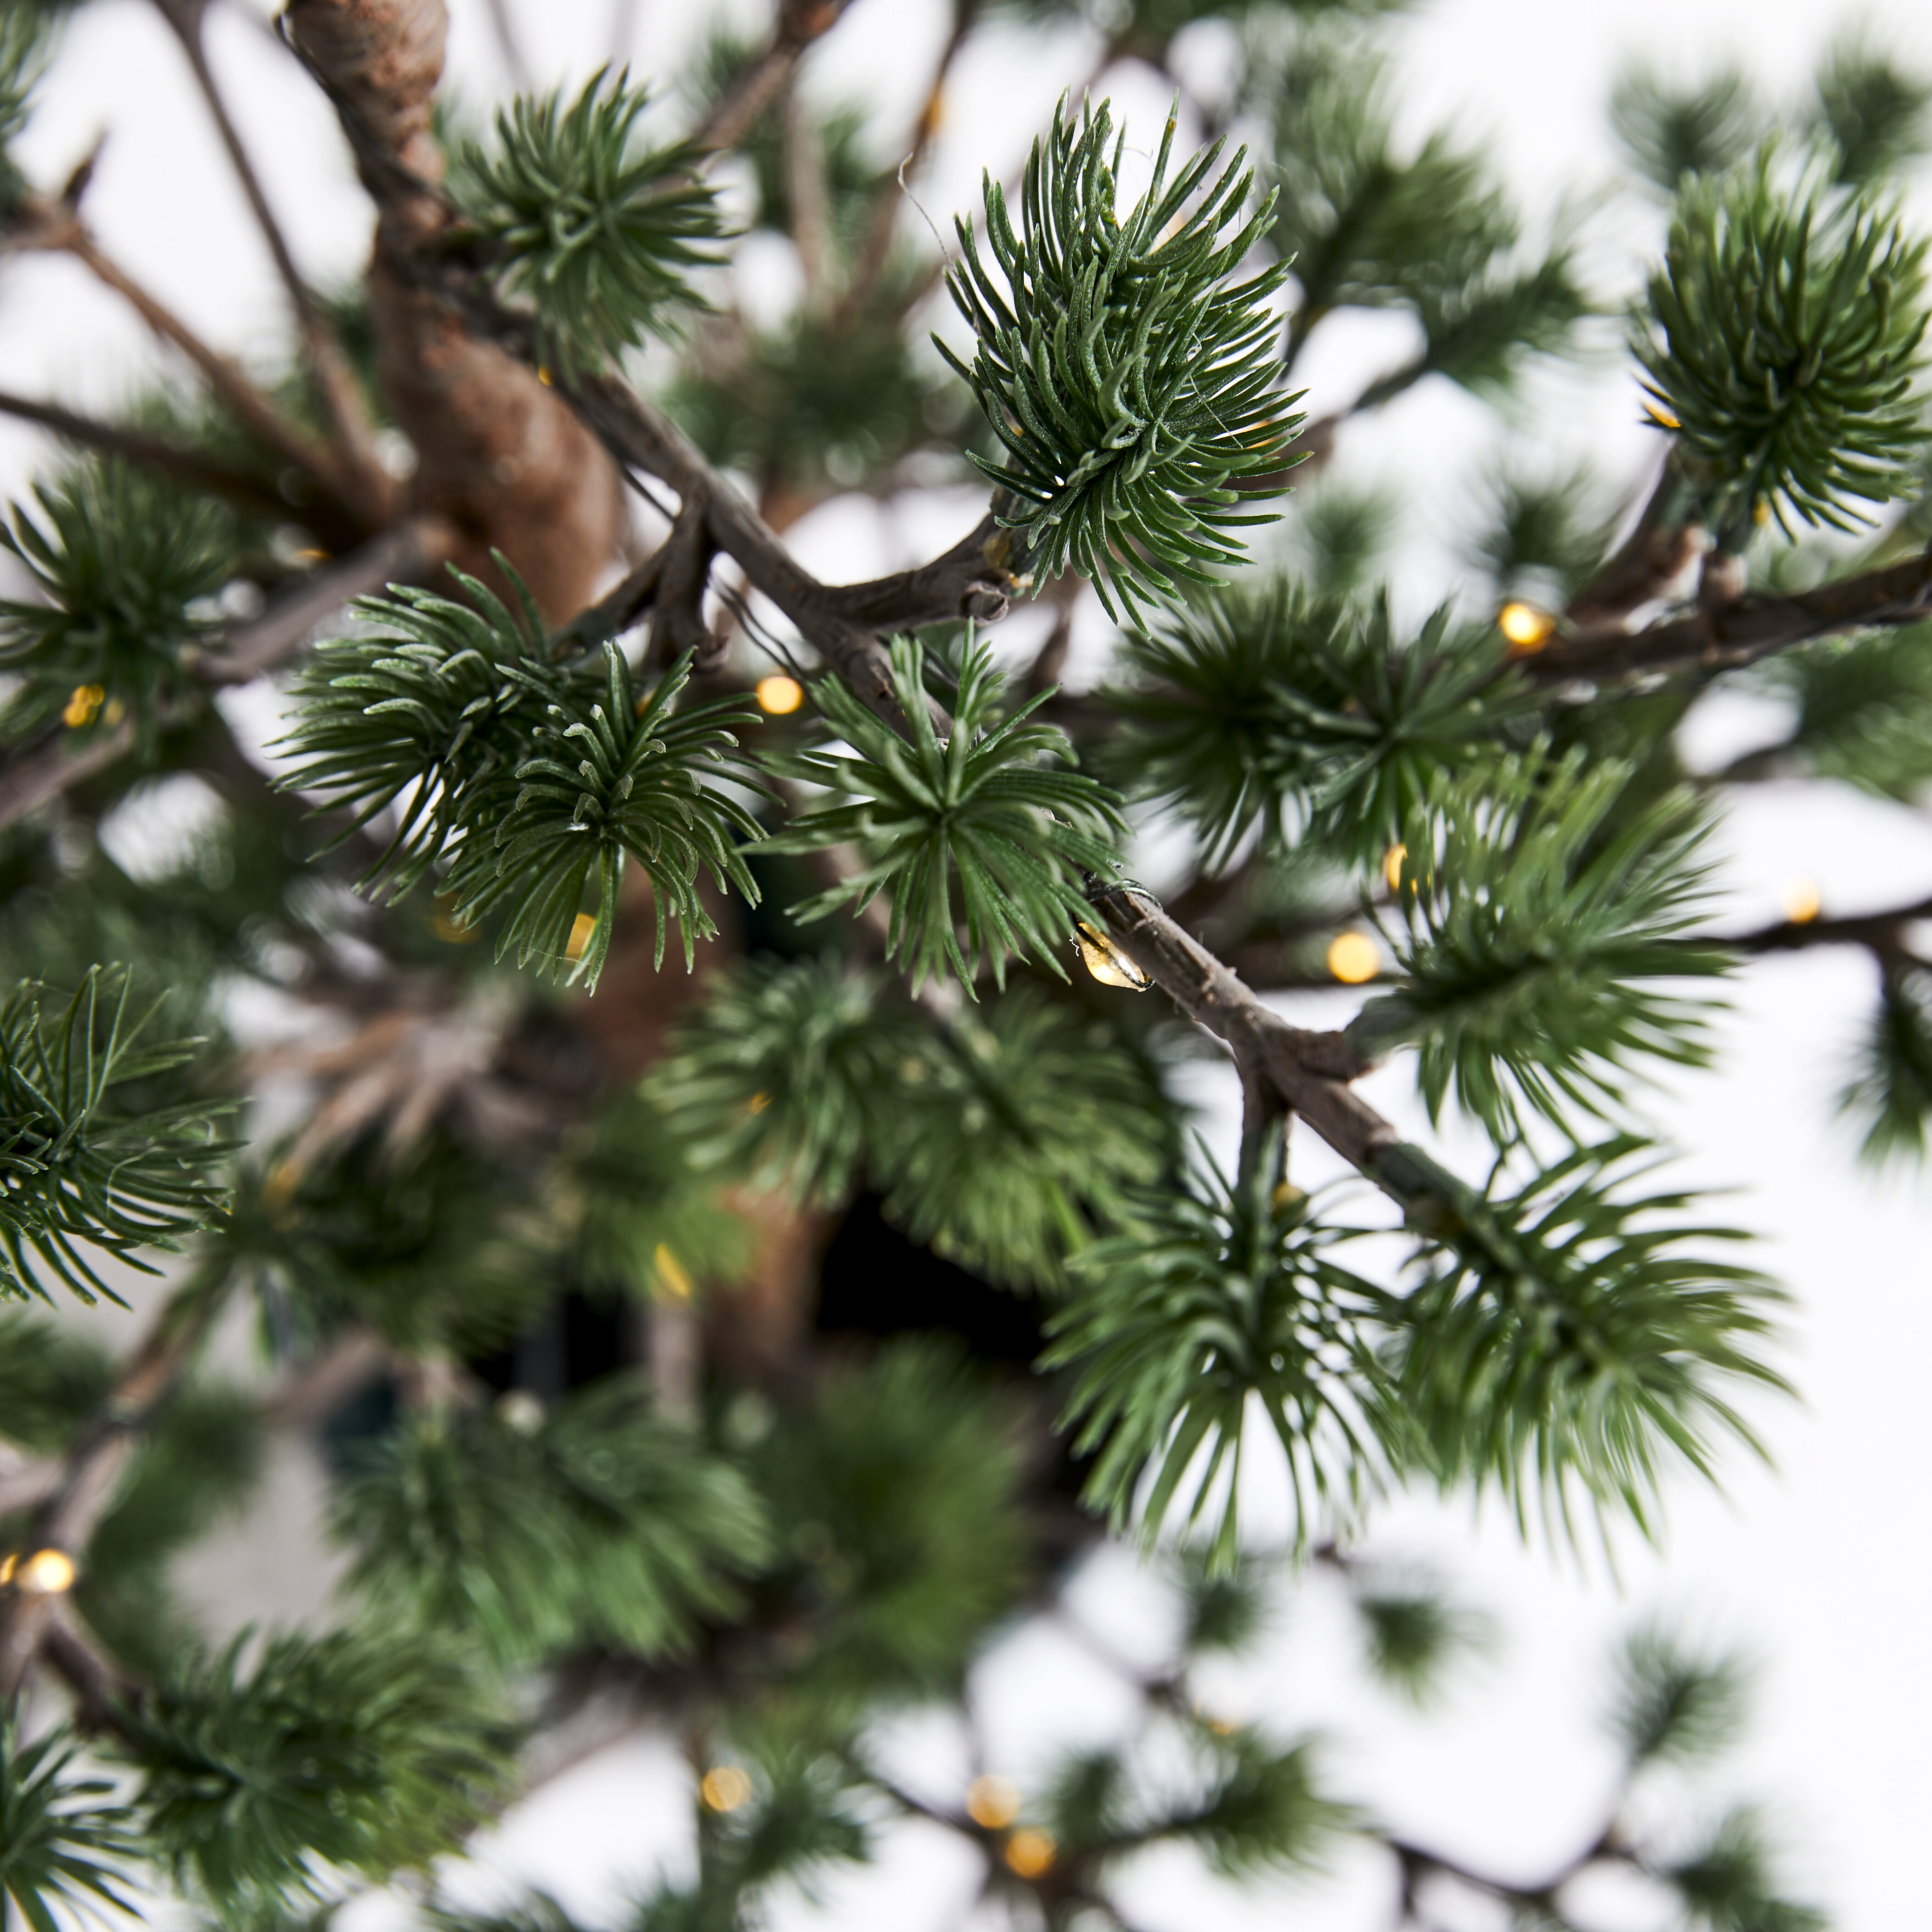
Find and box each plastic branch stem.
[148,0,395,515]
[690,0,862,154]
[1532,541,1932,683]
[0,1263,233,1702]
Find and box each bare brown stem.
[0,386,310,528]
[1531,542,1932,685]
[56,221,355,514]
[148,0,395,517]
[692,0,863,155]
[0,1265,231,1701]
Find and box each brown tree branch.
[148,0,395,518]
[188,512,457,683]
[1723,894,1932,958]
[0,518,457,834]
[1529,542,1932,685]
[831,0,982,330]
[0,718,139,834]
[35,209,363,523]
[691,0,862,155]
[0,1266,231,1701]
[283,0,623,623]
[0,384,336,532]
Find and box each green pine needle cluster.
[940,96,1298,623]
[872,984,1171,1284]
[1036,1727,1339,1879]
[1814,39,1932,187]
[1352,749,1731,1144]
[1269,34,1587,400]
[1046,1155,1395,1564]
[1611,1624,1750,1767]
[1465,465,1618,604]
[1759,620,1932,799]
[1393,1138,1788,1538]
[451,69,725,377]
[562,1088,755,1300]
[762,633,1126,993]
[753,1342,1030,1706]
[1610,65,1764,194]
[654,961,1168,1283]
[1110,581,1525,869]
[441,637,760,982]
[648,956,907,1207]
[332,1379,770,1667]
[1350,1579,1491,1706]
[0,1722,140,1932]
[279,565,762,986]
[0,6,54,212]
[1,967,231,1306]
[1840,958,1932,1164]
[1636,151,1932,544]
[217,1131,541,1357]
[1664,1809,1827,1932]
[120,1628,515,1908]
[0,461,236,746]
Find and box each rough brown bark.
[285,0,623,622]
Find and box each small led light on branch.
[1327,932,1382,985]
[700,1765,753,1812]
[1075,919,1151,991]
[966,1775,1021,1830]
[653,1243,695,1303]
[566,913,598,963]
[1498,601,1555,653]
[62,684,105,729]
[756,674,804,715]
[1003,1828,1056,1879]
[1382,844,1407,890]
[14,1548,76,1595]
[1780,879,1822,924]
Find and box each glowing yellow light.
[1382,843,1407,891]
[291,547,329,566]
[701,1766,753,1812]
[1645,403,1680,430]
[432,892,480,944]
[654,1243,694,1303]
[1780,879,1822,924]
[566,912,597,961]
[62,684,105,729]
[747,1091,772,1115]
[1075,918,1152,991]
[1327,932,1382,985]
[966,1775,1021,1830]
[0,1554,15,1586]
[537,366,554,387]
[1003,1828,1055,1880]
[15,1549,76,1595]
[261,1158,302,1213]
[756,674,804,715]
[1498,601,1555,653]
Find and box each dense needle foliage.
[0,1,1913,1927]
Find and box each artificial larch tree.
[0,0,1926,1926]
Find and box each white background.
[5,0,1932,1926]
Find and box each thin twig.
[691,0,864,154]
[1530,541,1932,684]
[0,1265,233,1700]
[0,385,320,529]
[55,218,358,518]
[147,0,394,515]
